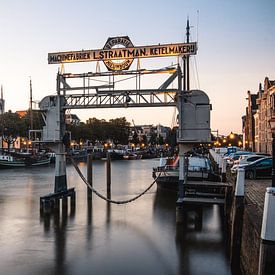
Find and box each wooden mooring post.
[40,188,76,216]
[258,187,275,275]
[221,158,227,182]
[106,152,111,199]
[230,168,245,273]
[87,154,93,201]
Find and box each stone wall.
[226,174,270,275]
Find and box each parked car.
[231,155,267,172]
[243,157,272,179]
[225,151,254,165]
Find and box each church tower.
[0,85,5,114]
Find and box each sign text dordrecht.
[48,41,197,69]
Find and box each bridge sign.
[48,36,197,71]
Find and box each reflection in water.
[0,160,231,275]
[175,205,230,275]
[41,200,76,275]
[154,189,230,275]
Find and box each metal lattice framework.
[57,66,182,110]
[65,89,177,109]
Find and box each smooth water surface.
[0,159,231,275]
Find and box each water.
[0,159,231,275]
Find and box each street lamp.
[229,132,234,139]
[269,116,275,187]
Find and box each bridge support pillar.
[54,143,67,193]
[176,144,193,224]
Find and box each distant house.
[16,110,28,118]
[65,114,81,125]
[129,124,170,144]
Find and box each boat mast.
[29,78,33,131]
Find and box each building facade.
[243,77,275,154]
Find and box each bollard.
[235,168,245,197]
[258,187,275,275]
[106,152,111,199]
[87,154,93,201]
[221,158,227,182]
[230,168,245,273]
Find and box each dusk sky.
[0,0,274,135]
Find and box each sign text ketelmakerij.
[48,42,197,64]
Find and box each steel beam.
[63,90,177,109]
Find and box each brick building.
[243,77,275,154]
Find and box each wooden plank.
[177,197,225,205]
[184,181,231,187]
[185,192,225,198]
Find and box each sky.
[0,0,274,135]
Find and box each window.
[257,159,272,166]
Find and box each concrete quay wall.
[226,172,270,275]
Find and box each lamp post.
[269,116,275,187]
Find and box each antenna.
[186,18,190,91]
[196,10,200,43]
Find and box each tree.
[1,111,26,137]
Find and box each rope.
[69,157,159,204]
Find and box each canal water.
[0,159,231,275]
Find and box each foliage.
[68,117,131,145]
[0,110,45,138]
[0,111,178,147]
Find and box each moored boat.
[152,155,220,190]
[0,152,50,168]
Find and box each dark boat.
[101,149,125,160]
[0,152,50,168]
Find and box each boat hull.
[0,158,50,168]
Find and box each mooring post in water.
[218,155,222,174]
[258,187,275,275]
[176,144,193,223]
[176,153,185,223]
[221,158,227,182]
[230,167,245,273]
[87,154,93,201]
[62,196,68,214]
[106,152,111,199]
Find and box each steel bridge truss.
[57,66,182,110]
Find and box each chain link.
[70,157,160,204]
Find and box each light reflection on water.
[0,159,231,275]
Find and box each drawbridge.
[37,21,212,214]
